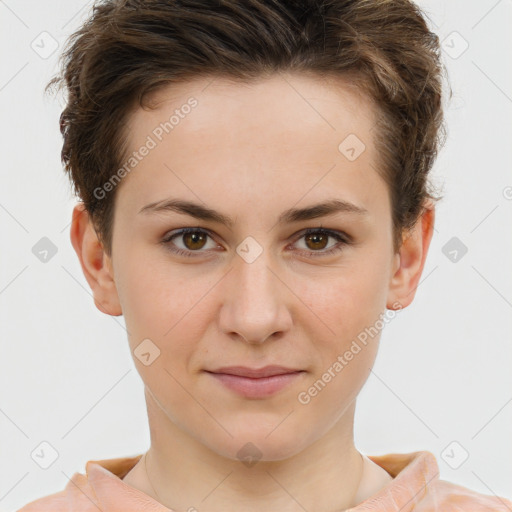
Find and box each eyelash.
[161,227,351,258]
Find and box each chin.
[200,422,313,463]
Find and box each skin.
[71,73,434,511]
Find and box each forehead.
[116,73,386,221]
[127,72,377,151]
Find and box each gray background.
[1,0,511,510]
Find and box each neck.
[127,388,368,512]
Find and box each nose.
[218,249,293,345]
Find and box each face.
[81,73,419,462]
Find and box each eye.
[162,227,351,258]
[291,227,351,257]
[161,227,219,257]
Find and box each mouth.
[204,366,305,399]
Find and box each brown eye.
[162,228,218,257]
[162,227,350,259]
[293,228,351,257]
[304,232,329,251]
[182,231,208,250]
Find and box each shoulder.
[16,471,98,511]
[17,489,68,511]
[417,477,512,511]
[16,454,143,511]
[365,450,512,511]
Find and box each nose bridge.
[219,241,292,343]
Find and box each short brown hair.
[49,0,446,256]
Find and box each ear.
[69,203,122,316]
[386,201,435,309]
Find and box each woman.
[18,0,512,510]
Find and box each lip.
[208,365,302,378]
[205,366,305,399]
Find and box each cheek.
[298,248,392,383]
[115,243,182,329]
[116,254,216,370]
[296,266,388,417]
[301,252,391,336]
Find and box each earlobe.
[386,203,435,310]
[69,203,123,316]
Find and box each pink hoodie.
[17,450,512,511]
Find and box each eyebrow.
[138,198,368,227]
